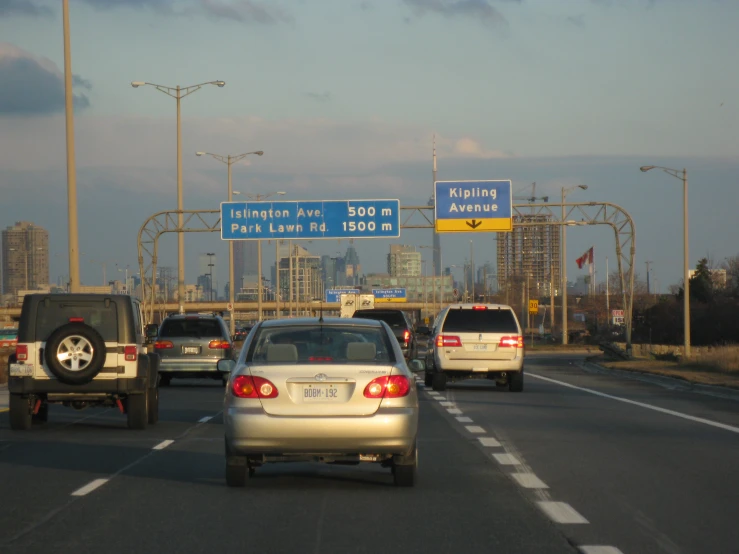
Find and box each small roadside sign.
[227,303,234,312]
[529,300,539,314]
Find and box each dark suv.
[7,293,159,430]
[352,309,418,361]
[153,313,233,386]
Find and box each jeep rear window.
[441,309,519,333]
[159,319,223,338]
[352,311,406,328]
[36,302,118,342]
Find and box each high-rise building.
[344,245,361,285]
[233,240,258,290]
[387,244,421,277]
[2,221,49,297]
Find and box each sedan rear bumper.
[225,406,418,455]
[158,359,221,373]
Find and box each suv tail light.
[154,340,174,350]
[363,375,411,398]
[124,345,138,361]
[436,335,462,348]
[232,375,279,399]
[69,317,84,322]
[499,336,524,348]
[472,306,488,311]
[16,344,28,361]
[403,329,411,344]
[208,340,231,350]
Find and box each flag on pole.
[576,247,594,269]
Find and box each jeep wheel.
[432,372,447,392]
[147,386,159,425]
[9,394,32,430]
[44,323,106,385]
[126,393,148,430]
[508,369,524,392]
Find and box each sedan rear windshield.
[441,308,519,333]
[159,319,223,338]
[247,325,396,364]
[352,311,406,328]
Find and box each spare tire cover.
[44,322,107,385]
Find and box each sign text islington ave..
[221,199,400,240]
[434,180,513,233]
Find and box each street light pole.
[196,150,264,334]
[560,184,588,345]
[207,252,215,302]
[131,79,225,314]
[640,165,690,358]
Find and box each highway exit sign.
[434,180,513,233]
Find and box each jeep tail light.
[124,345,137,361]
[154,340,174,350]
[208,340,230,350]
[69,317,84,322]
[363,375,410,398]
[472,306,488,311]
[403,329,411,344]
[16,344,28,361]
[232,375,278,399]
[499,336,524,348]
[436,335,462,348]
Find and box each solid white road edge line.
[71,478,109,497]
[152,440,175,450]
[537,501,589,524]
[528,372,739,435]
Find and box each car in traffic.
[153,313,233,386]
[218,317,419,487]
[0,326,18,349]
[351,308,418,361]
[424,303,525,392]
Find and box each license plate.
[302,384,340,402]
[9,363,33,377]
[182,346,200,354]
[472,344,488,351]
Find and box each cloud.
[0,43,91,116]
[566,14,585,27]
[77,0,293,23]
[402,0,512,26]
[0,0,53,17]
[305,91,332,103]
[359,1,372,10]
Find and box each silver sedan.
[217,317,419,487]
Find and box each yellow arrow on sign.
[436,217,513,233]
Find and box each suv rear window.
[353,311,406,328]
[36,301,119,342]
[441,309,519,333]
[159,318,223,338]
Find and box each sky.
[1,0,738,294]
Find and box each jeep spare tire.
[44,323,107,385]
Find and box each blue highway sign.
[221,199,400,240]
[325,289,360,303]
[372,288,407,303]
[434,180,512,233]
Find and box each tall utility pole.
[207,252,215,302]
[63,0,80,293]
[470,240,475,302]
[645,260,653,295]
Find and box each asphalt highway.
[1,353,737,554]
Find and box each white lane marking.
[537,501,589,524]
[493,453,521,465]
[478,437,501,447]
[529,372,739,435]
[71,478,109,497]
[198,416,213,423]
[427,392,443,397]
[579,547,624,554]
[465,425,485,434]
[439,401,455,407]
[447,408,462,415]
[152,440,175,450]
[456,416,473,423]
[511,473,549,489]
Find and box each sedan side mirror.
[145,323,159,339]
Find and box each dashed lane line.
[579,547,624,554]
[478,437,501,447]
[537,501,589,524]
[71,478,109,497]
[511,473,549,489]
[455,416,473,423]
[465,425,485,434]
[152,439,175,450]
[446,408,462,415]
[493,453,522,465]
[198,415,214,423]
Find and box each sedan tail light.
[124,345,137,361]
[363,375,411,398]
[154,340,174,350]
[208,340,231,350]
[436,335,462,348]
[232,375,279,399]
[403,330,411,344]
[16,344,28,361]
[499,336,524,348]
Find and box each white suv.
[424,303,525,392]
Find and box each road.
[0,353,737,553]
